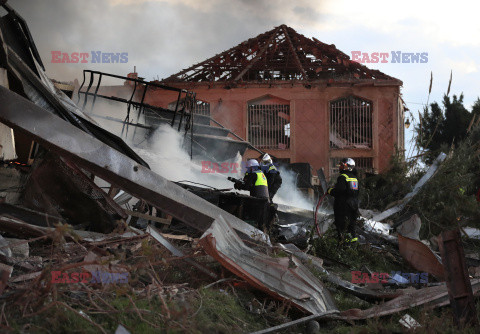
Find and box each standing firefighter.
[260,153,282,201]
[327,158,360,243]
[234,159,269,199]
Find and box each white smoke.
[134,124,314,210]
[137,124,243,190]
[83,99,315,210]
[275,167,315,210]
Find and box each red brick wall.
[110,82,402,178]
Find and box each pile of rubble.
[0,2,480,333]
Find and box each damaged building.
[144,25,404,177]
[1,2,480,333]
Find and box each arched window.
[329,96,372,149]
[248,96,290,149]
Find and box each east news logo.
[51,271,129,284]
[351,51,428,64]
[351,271,429,284]
[51,51,128,63]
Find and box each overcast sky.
[10,0,480,153]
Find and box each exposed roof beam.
[281,25,308,80]
[232,26,283,82]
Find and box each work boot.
[345,233,358,243]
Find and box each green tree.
[442,94,471,145]
[416,94,475,164]
[417,101,444,156]
[472,98,480,118]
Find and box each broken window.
[248,101,290,149]
[330,96,372,149]
[168,99,210,116]
[329,157,374,176]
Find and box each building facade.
[131,25,404,177]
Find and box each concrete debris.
[463,227,480,240]
[358,208,380,220]
[277,222,309,242]
[363,218,391,236]
[399,314,421,329]
[4,238,29,258]
[396,213,421,240]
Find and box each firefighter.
[234,159,269,199]
[327,158,360,243]
[260,153,283,201]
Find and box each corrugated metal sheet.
[199,216,337,314]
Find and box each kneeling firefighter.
[327,158,360,242]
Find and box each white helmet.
[261,153,273,165]
[340,158,355,171]
[246,159,260,169]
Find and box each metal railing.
[330,96,372,149]
[77,70,196,157]
[248,104,290,150]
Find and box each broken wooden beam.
[439,229,478,328]
[0,215,48,238]
[341,279,480,320]
[125,210,171,225]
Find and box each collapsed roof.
[162,24,402,85]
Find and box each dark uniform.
[235,167,270,231]
[235,169,269,199]
[261,163,282,201]
[328,170,359,241]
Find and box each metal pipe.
[77,70,86,104]
[91,73,102,111]
[171,91,181,127]
[82,71,94,110]
[132,83,148,141]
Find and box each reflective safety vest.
[254,170,268,187]
[341,173,358,191]
[268,164,277,172]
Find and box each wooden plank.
[439,229,478,328]
[9,271,41,283]
[125,210,171,225]
[160,233,193,242]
